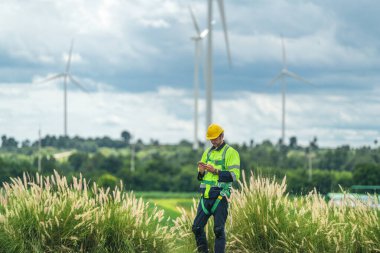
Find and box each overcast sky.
[0,0,379,147]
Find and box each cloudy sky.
[0,0,379,147]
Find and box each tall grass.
[0,171,175,253]
[1,171,379,252]
[174,172,380,253]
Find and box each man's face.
[210,134,223,147]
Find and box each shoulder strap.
[205,144,229,169]
[206,147,213,163]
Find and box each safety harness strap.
[200,197,210,216]
[200,183,231,215]
[200,144,231,214]
[201,180,218,186]
[205,145,230,171]
[210,195,223,214]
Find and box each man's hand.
[205,165,218,175]
[197,161,206,173]
[198,162,218,175]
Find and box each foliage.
[0,155,35,183]
[353,163,380,185]
[1,135,18,150]
[120,131,131,146]
[1,133,380,194]
[0,172,175,253]
[97,173,120,189]
[174,173,380,253]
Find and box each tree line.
[1,132,380,195]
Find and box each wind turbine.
[189,6,208,150]
[130,136,135,172]
[205,0,231,133]
[38,127,42,173]
[269,35,312,143]
[36,39,88,136]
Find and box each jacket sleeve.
[218,148,240,182]
[197,149,208,181]
[197,172,205,181]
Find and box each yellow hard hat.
[206,123,224,140]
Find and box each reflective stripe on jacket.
[198,142,240,198]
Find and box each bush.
[97,173,119,189]
[353,163,380,185]
[0,172,175,253]
[174,172,380,253]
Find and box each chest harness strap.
[200,145,231,215]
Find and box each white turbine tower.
[189,6,208,150]
[269,35,312,143]
[205,0,231,133]
[38,127,42,173]
[36,39,87,136]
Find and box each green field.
[135,191,198,220]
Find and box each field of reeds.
[174,173,380,253]
[0,171,379,253]
[0,171,175,253]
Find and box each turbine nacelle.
[191,29,209,41]
[189,5,209,41]
[200,29,209,39]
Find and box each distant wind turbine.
[38,127,42,173]
[36,39,88,136]
[269,35,312,143]
[130,137,135,173]
[205,0,232,133]
[189,5,208,150]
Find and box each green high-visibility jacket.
[197,142,240,198]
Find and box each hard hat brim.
[206,131,223,140]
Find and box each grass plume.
[174,171,380,253]
[0,171,175,253]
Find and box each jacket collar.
[210,141,226,151]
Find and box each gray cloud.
[0,82,378,147]
[0,0,379,146]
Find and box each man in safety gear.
[192,123,240,253]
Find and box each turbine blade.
[217,0,232,67]
[284,70,313,85]
[188,5,201,35]
[65,39,74,73]
[268,72,283,86]
[35,73,64,84]
[69,75,89,92]
[199,39,204,73]
[281,35,287,69]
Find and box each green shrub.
[97,173,119,189]
[174,172,380,253]
[353,163,380,185]
[0,171,175,253]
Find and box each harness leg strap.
[211,195,223,214]
[200,197,210,216]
